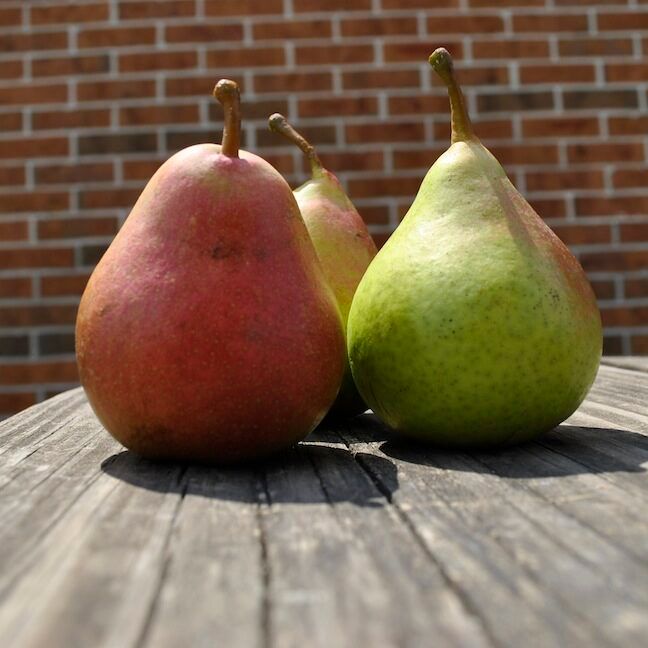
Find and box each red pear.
[268,114,377,420]
[76,80,346,464]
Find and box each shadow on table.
[380,424,647,479]
[101,440,399,508]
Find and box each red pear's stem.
[268,113,324,178]
[428,48,476,144]
[213,79,241,157]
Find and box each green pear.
[347,49,602,447]
[269,114,377,420]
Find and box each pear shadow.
[101,440,399,508]
[379,424,647,479]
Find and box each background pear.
[269,114,377,420]
[347,49,602,447]
[76,80,346,464]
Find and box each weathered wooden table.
[0,358,646,648]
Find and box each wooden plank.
[602,356,648,374]
[339,416,648,647]
[260,434,491,648]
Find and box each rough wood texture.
[0,362,646,647]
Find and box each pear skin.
[269,115,377,420]
[76,81,346,464]
[347,50,602,447]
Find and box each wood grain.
[0,363,646,647]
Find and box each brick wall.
[1,0,647,417]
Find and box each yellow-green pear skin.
[346,49,602,447]
[269,115,377,420]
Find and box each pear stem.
[428,48,476,144]
[213,79,241,157]
[268,113,324,178]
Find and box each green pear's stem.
[428,48,476,144]
[213,79,241,157]
[268,113,324,178]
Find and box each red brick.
[79,132,158,155]
[564,89,637,109]
[165,75,236,97]
[392,148,448,170]
[296,0,370,10]
[261,153,294,175]
[298,96,378,118]
[254,20,331,40]
[0,84,67,106]
[32,55,110,77]
[0,248,74,270]
[0,221,29,242]
[342,69,420,90]
[120,104,200,126]
[78,79,156,101]
[384,41,463,63]
[589,280,616,301]
[0,139,68,160]
[358,206,390,226]
[296,44,374,66]
[0,112,22,131]
[523,117,599,138]
[631,336,648,354]
[427,14,504,34]
[119,51,198,73]
[389,94,449,116]
[513,13,588,32]
[625,278,648,299]
[520,64,595,84]
[0,305,78,327]
[606,63,648,82]
[0,32,68,53]
[119,0,195,19]
[41,275,90,297]
[206,48,284,69]
[38,217,118,239]
[473,39,549,59]
[346,122,425,144]
[0,7,22,27]
[576,197,648,217]
[32,108,110,130]
[0,59,22,79]
[257,125,334,148]
[340,17,417,37]
[470,0,542,5]
[477,91,553,112]
[384,0,457,7]
[568,142,644,164]
[551,224,611,245]
[580,250,648,272]
[205,0,283,16]
[529,199,568,220]
[618,223,648,246]
[31,2,109,24]
[0,393,37,415]
[78,26,156,48]
[80,188,141,209]
[0,362,79,385]
[488,144,560,166]
[123,159,164,181]
[255,72,332,94]
[599,12,648,31]
[613,169,648,189]
[0,277,32,299]
[435,119,513,141]
[601,306,648,327]
[526,170,604,192]
[35,163,114,185]
[348,176,423,199]
[559,37,632,57]
[0,166,26,186]
[312,151,384,173]
[453,66,508,86]
[165,23,243,42]
[609,116,648,135]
